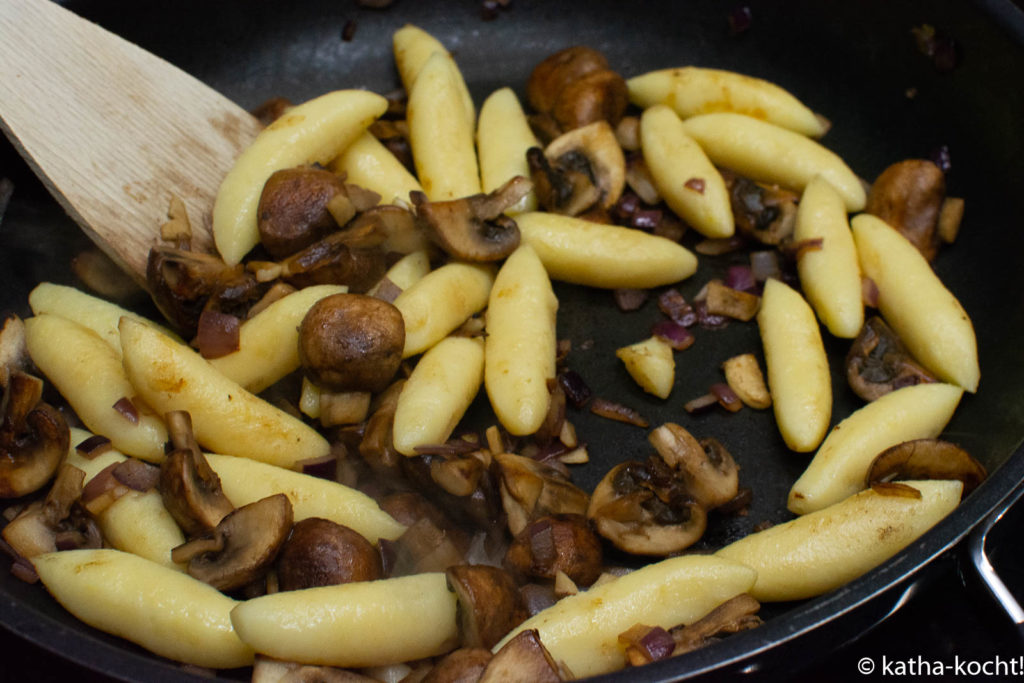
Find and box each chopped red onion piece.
[112,397,139,425]
[725,264,757,293]
[728,5,753,35]
[931,145,953,174]
[10,557,38,583]
[75,434,112,459]
[298,454,338,480]
[657,289,697,327]
[631,208,662,231]
[684,177,706,194]
[195,310,241,359]
[590,398,649,428]
[614,190,641,221]
[80,462,131,514]
[112,459,160,491]
[372,277,403,303]
[54,531,83,551]
[640,626,676,661]
[861,276,880,308]
[749,250,781,282]
[521,582,557,616]
[710,382,743,413]
[613,288,649,312]
[341,19,357,41]
[694,300,730,330]
[652,320,695,351]
[684,392,720,414]
[558,370,593,409]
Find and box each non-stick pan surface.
[1,0,1023,680]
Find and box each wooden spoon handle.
[0,0,261,285]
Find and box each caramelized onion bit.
[870,481,923,499]
[75,434,112,459]
[749,250,781,282]
[619,624,676,666]
[613,288,648,312]
[558,370,593,409]
[112,459,160,492]
[589,398,649,428]
[195,310,241,359]
[657,289,697,327]
[297,454,338,480]
[651,320,695,351]
[111,397,139,425]
[709,383,743,413]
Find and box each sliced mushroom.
[358,379,406,477]
[867,438,987,495]
[671,593,763,655]
[648,423,739,509]
[531,121,625,216]
[273,221,389,293]
[446,564,528,649]
[0,370,69,498]
[146,245,263,336]
[172,493,293,591]
[257,166,352,259]
[298,293,405,393]
[724,171,798,245]
[495,453,590,537]
[401,453,505,534]
[411,176,531,261]
[587,458,707,556]
[423,648,494,683]
[277,517,382,591]
[2,463,99,560]
[0,315,28,385]
[479,629,565,683]
[503,514,603,587]
[846,316,938,401]
[865,159,945,261]
[159,411,234,537]
[380,491,473,572]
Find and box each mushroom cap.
[534,121,626,215]
[177,493,293,592]
[527,46,610,115]
[422,648,493,683]
[587,460,708,556]
[277,517,382,591]
[846,316,937,402]
[866,159,945,261]
[298,293,405,393]
[495,453,590,537]
[648,423,739,509]
[867,438,987,495]
[479,629,563,683]
[257,166,349,259]
[0,371,69,499]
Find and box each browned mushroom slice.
[410,176,531,261]
[159,411,234,536]
[587,459,707,556]
[358,379,406,477]
[503,514,603,587]
[0,315,28,384]
[297,293,405,393]
[479,629,566,683]
[533,121,625,216]
[866,438,987,495]
[446,564,528,649]
[172,493,293,591]
[865,159,946,261]
[422,648,494,683]
[146,246,262,336]
[276,517,382,591]
[257,166,352,259]
[648,423,739,509]
[495,453,590,536]
[671,593,763,654]
[275,223,389,293]
[846,316,938,401]
[724,171,798,245]
[2,463,99,561]
[0,371,69,498]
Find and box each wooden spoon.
[0,0,262,285]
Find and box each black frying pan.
[2,0,1023,680]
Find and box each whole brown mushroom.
[445,564,527,650]
[298,293,405,393]
[504,514,603,587]
[0,370,69,499]
[257,166,352,259]
[277,517,382,591]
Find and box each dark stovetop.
[5,498,1023,682]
